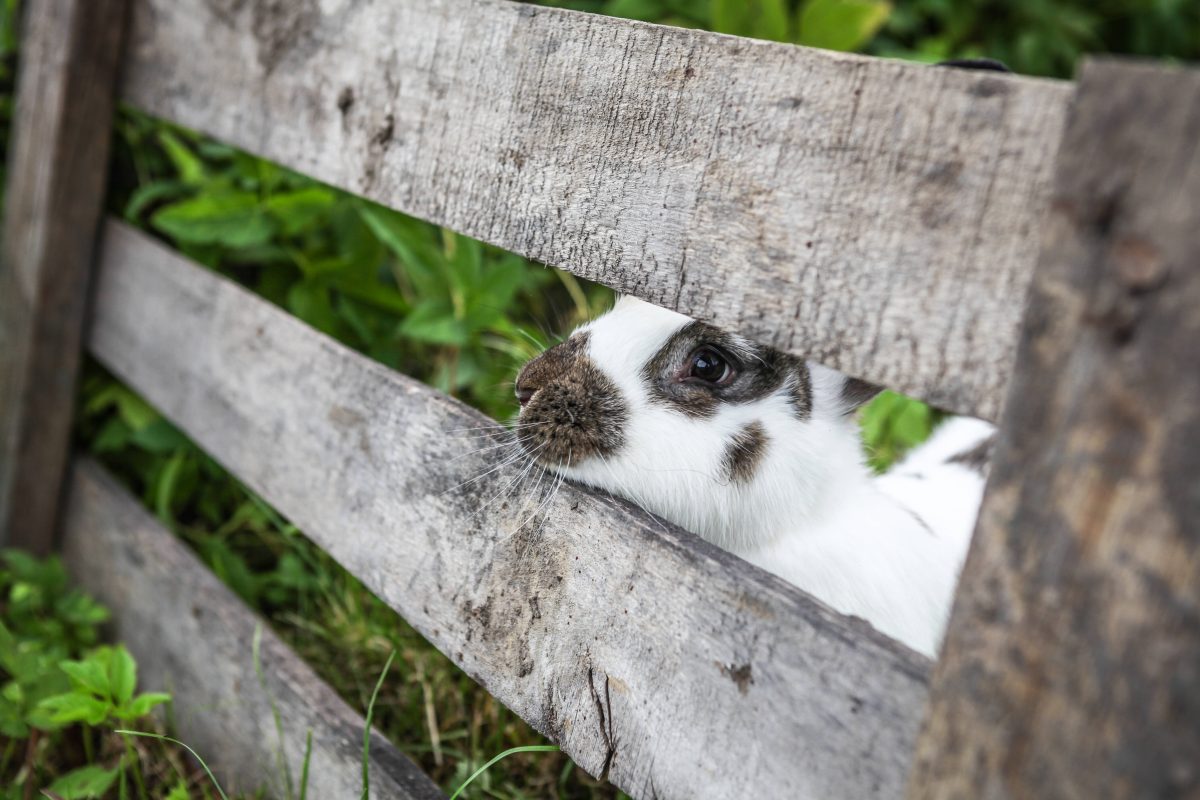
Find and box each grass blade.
[299,729,313,800]
[360,649,396,800]
[449,745,561,800]
[115,730,230,800]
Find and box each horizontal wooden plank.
[118,0,1070,419]
[88,220,931,800]
[61,458,446,800]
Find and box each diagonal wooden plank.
[88,219,931,800]
[61,458,446,800]
[0,0,128,552]
[908,60,1200,799]
[118,0,1070,419]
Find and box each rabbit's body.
[515,296,989,656]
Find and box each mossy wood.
[87,219,931,800]
[61,458,446,800]
[117,0,1071,421]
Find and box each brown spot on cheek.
[722,421,768,484]
[516,334,628,466]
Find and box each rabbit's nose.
[516,386,535,407]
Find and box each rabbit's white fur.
[518,296,991,656]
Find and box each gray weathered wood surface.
[61,458,446,800]
[0,0,128,553]
[118,0,1070,420]
[907,60,1200,800]
[89,220,931,800]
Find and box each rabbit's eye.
[686,346,735,385]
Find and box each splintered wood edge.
[118,0,1072,419]
[88,219,931,800]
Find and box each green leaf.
[158,129,207,185]
[264,187,337,236]
[37,692,110,726]
[151,191,275,249]
[711,0,789,41]
[47,764,120,799]
[120,691,171,720]
[399,301,469,346]
[123,180,186,222]
[797,0,891,52]
[130,419,187,454]
[108,646,137,705]
[59,658,109,697]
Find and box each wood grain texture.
[908,60,1200,800]
[89,220,931,800]
[117,0,1071,420]
[0,0,128,553]
[61,459,446,800]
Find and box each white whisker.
[466,443,546,523]
[440,444,536,495]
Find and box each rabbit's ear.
[839,377,882,414]
[806,363,882,417]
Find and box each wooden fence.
[1,0,1197,798]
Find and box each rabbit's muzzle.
[515,334,628,467]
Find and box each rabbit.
[513,295,993,657]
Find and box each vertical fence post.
[0,0,129,552]
[907,59,1200,799]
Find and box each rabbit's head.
[514,297,878,550]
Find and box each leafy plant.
[0,551,229,799]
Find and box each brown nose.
[515,336,584,410]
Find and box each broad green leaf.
[399,302,469,346]
[152,191,275,249]
[264,187,337,236]
[59,658,109,697]
[47,764,120,800]
[108,646,137,705]
[37,692,110,726]
[120,691,171,720]
[797,0,891,52]
[711,0,789,41]
[130,419,187,454]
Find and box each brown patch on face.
[841,377,882,414]
[722,421,768,484]
[641,322,812,420]
[516,333,627,466]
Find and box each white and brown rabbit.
[513,296,993,657]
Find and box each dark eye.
[686,346,735,385]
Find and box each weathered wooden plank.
[61,458,446,800]
[88,220,931,800]
[118,0,1070,420]
[907,60,1200,799]
[0,0,128,553]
